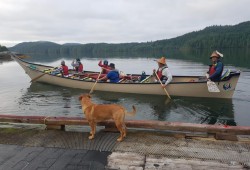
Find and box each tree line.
[9,21,250,58]
[0,45,8,52]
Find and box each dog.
[79,94,136,142]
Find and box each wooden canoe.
[11,54,240,98]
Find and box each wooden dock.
[0,114,250,140]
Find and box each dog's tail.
[125,105,136,116]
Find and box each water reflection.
[18,82,236,125]
[23,48,250,68]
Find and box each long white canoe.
[12,54,240,98]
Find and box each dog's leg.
[122,123,127,138]
[88,121,95,140]
[119,112,126,139]
[114,120,123,142]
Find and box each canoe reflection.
[20,82,236,126]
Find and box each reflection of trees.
[173,97,236,126]
[22,83,236,125]
[19,83,85,116]
[169,48,250,69]
[21,47,250,69]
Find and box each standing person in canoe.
[98,63,120,83]
[207,50,224,82]
[71,58,83,73]
[98,59,111,74]
[153,57,173,88]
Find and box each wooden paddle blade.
[30,73,46,83]
[207,81,220,92]
[18,55,31,59]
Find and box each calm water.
[1,57,250,126]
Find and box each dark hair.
[109,63,115,68]
[104,60,108,65]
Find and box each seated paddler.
[71,58,83,73]
[207,50,224,82]
[98,59,111,74]
[98,63,120,83]
[153,56,172,88]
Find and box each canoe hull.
[12,55,240,98]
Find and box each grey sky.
[0,0,250,47]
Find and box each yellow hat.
[156,57,166,65]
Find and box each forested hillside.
[0,45,8,52]
[9,21,250,57]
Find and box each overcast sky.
[0,0,250,47]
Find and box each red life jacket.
[78,64,83,72]
[98,61,111,74]
[209,64,216,76]
[102,65,111,74]
[61,65,69,75]
[157,66,167,80]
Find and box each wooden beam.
[0,115,250,135]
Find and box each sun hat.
[210,50,223,58]
[156,57,166,65]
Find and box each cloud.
[0,0,250,47]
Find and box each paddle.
[154,70,171,99]
[207,80,220,92]
[30,73,46,83]
[30,67,59,83]
[140,75,152,83]
[89,70,103,94]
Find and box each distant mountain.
[62,43,82,46]
[10,41,60,53]
[0,45,8,52]
[9,21,250,57]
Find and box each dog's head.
[79,94,91,102]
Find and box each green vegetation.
[0,45,8,52]
[9,21,250,58]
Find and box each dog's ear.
[79,95,83,101]
[87,94,91,98]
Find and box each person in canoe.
[153,57,172,88]
[207,50,224,82]
[98,63,120,83]
[58,60,69,77]
[51,60,69,77]
[71,58,83,73]
[98,59,111,74]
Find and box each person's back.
[106,63,119,83]
[60,60,69,76]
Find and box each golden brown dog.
[79,94,136,142]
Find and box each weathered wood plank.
[0,115,250,135]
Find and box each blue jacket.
[209,60,224,82]
[107,70,119,83]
